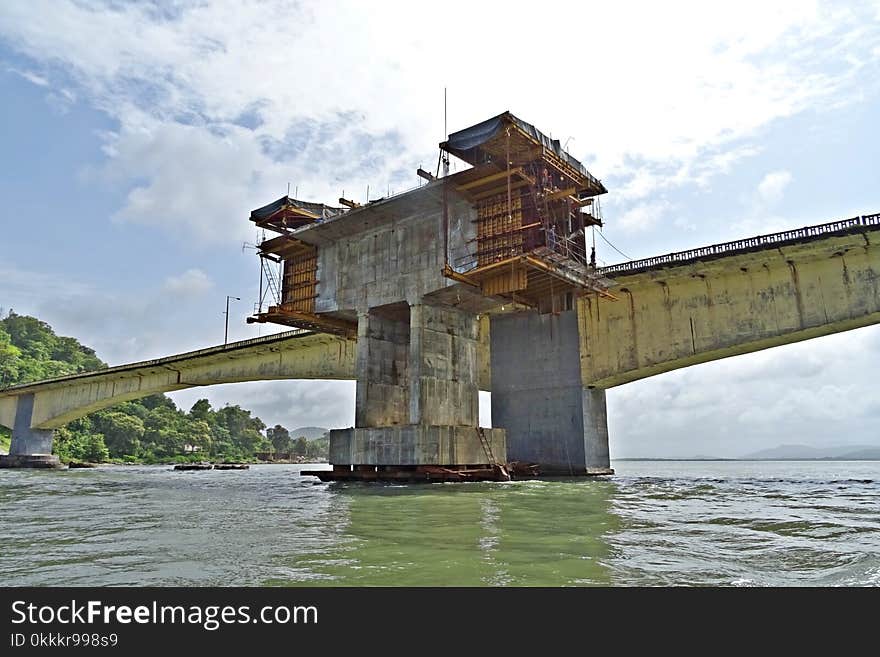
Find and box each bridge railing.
[600,213,880,276]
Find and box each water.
[1,461,878,586]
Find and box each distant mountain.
[614,456,731,461]
[290,426,329,440]
[741,444,880,460]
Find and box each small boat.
[173,463,213,471]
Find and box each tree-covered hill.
[0,310,104,387]
[0,310,323,464]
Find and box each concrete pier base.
[0,454,62,469]
[490,309,613,476]
[328,425,506,466]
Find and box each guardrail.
[599,213,880,276]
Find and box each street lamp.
[223,295,240,346]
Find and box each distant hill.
[741,444,880,460]
[290,427,329,440]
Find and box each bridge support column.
[324,302,506,481]
[0,393,62,469]
[490,309,612,475]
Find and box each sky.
[1,0,879,457]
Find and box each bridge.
[1,111,877,479]
[3,213,877,471]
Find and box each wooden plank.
[469,178,534,201]
[545,187,577,202]
[457,167,524,191]
[482,267,527,295]
[441,264,480,288]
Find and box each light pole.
[224,295,240,346]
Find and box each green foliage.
[0,426,11,453]
[267,424,291,453]
[0,325,22,387]
[55,426,110,463]
[0,310,326,464]
[0,311,105,386]
[189,398,212,422]
[304,436,329,460]
[95,411,144,458]
[292,436,308,456]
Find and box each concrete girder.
[581,231,880,388]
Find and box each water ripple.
[0,461,878,586]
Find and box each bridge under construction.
[1,111,878,480]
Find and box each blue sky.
[1,1,879,456]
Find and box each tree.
[267,424,291,454]
[305,436,329,460]
[292,436,308,456]
[189,399,212,422]
[141,406,186,458]
[0,325,21,387]
[139,394,177,411]
[1,312,104,381]
[78,433,110,462]
[216,405,266,454]
[95,412,144,458]
[54,425,109,463]
[184,420,213,453]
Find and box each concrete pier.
[0,393,61,469]
[490,310,612,475]
[325,302,507,481]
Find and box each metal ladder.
[476,427,497,466]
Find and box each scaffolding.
[440,112,615,309]
[245,196,357,337]
[245,112,617,335]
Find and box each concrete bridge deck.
[0,329,355,431]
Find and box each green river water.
[1,461,878,586]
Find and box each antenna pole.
[444,87,447,139]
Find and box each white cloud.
[608,325,880,458]
[757,170,793,203]
[617,200,673,233]
[163,268,213,296]
[0,265,93,301]
[6,66,48,86]
[168,380,356,431]
[0,0,875,242]
[0,261,247,365]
